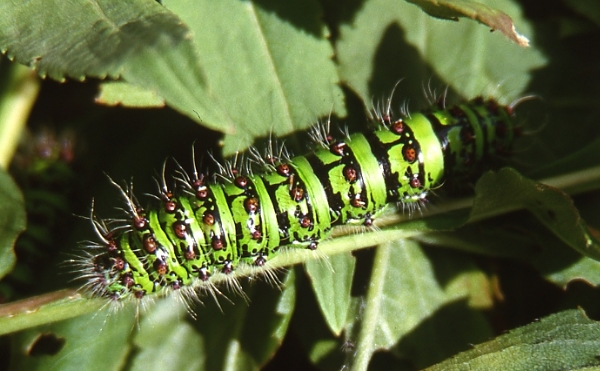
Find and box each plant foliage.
[1,0,600,370]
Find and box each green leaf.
[0,0,346,152]
[292,265,356,369]
[470,168,600,261]
[188,272,296,370]
[348,240,493,370]
[405,0,530,46]
[163,0,345,153]
[0,0,232,133]
[337,0,545,107]
[6,273,295,370]
[130,302,205,371]
[532,223,600,287]
[297,241,496,370]
[0,0,173,81]
[96,81,165,108]
[9,303,137,371]
[305,252,355,335]
[425,309,600,371]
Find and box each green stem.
[1,165,599,335]
[0,61,41,169]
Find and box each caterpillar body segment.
[82,97,518,301]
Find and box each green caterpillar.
[80,96,518,301]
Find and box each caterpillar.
[78,96,519,303]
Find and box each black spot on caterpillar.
[75,96,520,303]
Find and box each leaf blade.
[405,0,531,46]
[425,309,600,371]
[164,0,346,153]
